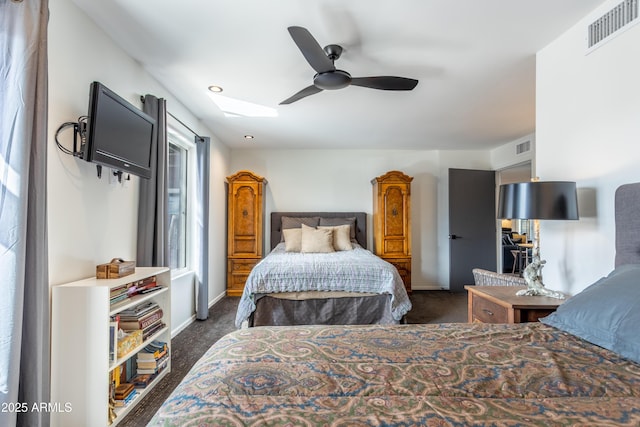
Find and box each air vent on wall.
[587,0,638,49]
[516,140,531,155]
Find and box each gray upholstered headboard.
[271,212,367,250]
[615,182,640,267]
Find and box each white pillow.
[282,228,302,252]
[301,224,335,253]
[319,224,353,251]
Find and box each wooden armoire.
[372,170,413,293]
[226,170,267,296]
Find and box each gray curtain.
[137,95,169,267]
[195,137,210,320]
[0,1,50,426]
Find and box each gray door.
[448,168,497,292]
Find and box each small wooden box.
[97,258,135,279]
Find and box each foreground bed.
[149,321,640,426]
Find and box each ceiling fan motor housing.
[314,70,352,90]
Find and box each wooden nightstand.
[465,285,564,324]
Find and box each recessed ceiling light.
[244,135,254,140]
[208,85,223,93]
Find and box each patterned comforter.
[149,323,640,426]
[235,243,412,328]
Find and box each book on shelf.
[112,366,121,388]
[118,301,159,320]
[135,368,158,375]
[138,348,166,361]
[136,347,170,375]
[137,360,168,375]
[130,374,154,388]
[109,319,118,363]
[126,276,158,297]
[140,340,168,357]
[119,308,163,330]
[109,293,129,305]
[139,286,162,295]
[114,382,134,400]
[136,360,158,370]
[114,389,138,407]
[142,320,166,341]
[110,284,128,298]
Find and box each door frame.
[495,161,533,273]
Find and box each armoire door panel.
[383,186,406,237]
[384,240,405,254]
[232,185,257,237]
[233,238,257,254]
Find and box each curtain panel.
[137,95,169,268]
[196,137,210,320]
[0,1,50,426]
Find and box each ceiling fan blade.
[287,26,335,74]
[351,76,418,91]
[279,85,323,105]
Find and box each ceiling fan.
[280,26,419,105]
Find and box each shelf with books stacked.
[109,339,170,420]
[51,266,171,427]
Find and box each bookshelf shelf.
[109,286,169,316]
[109,325,169,372]
[111,366,170,421]
[51,266,171,427]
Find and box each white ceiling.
[71,0,605,150]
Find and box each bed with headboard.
[151,183,640,426]
[234,212,412,328]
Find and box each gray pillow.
[280,216,320,242]
[281,216,320,229]
[319,217,356,240]
[540,263,640,364]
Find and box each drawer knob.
[482,308,494,316]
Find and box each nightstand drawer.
[472,296,508,323]
[466,286,563,324]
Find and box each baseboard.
[172,315,196,337]
[208,291,226,308]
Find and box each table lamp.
[497,181,579,299]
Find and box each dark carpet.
[118,290,467,426]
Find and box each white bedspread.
[235,243,412,328]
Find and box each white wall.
[48,0,231,332]
[536,0,640,295]
[230,148,493,289]
[490,132,534,171]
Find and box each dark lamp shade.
[498,181,579,220]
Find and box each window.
[167,125,195,271]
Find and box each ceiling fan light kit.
[280,26,418,104]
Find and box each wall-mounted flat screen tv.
[82,81,155,179]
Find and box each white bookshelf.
[51,267,171,427]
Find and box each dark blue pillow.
[541,264,640,364]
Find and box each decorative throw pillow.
[319,217,357,240]
[301,224,335,253]
[319,224,353,251]
[540,263,640,364]
[282,228,302,252]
